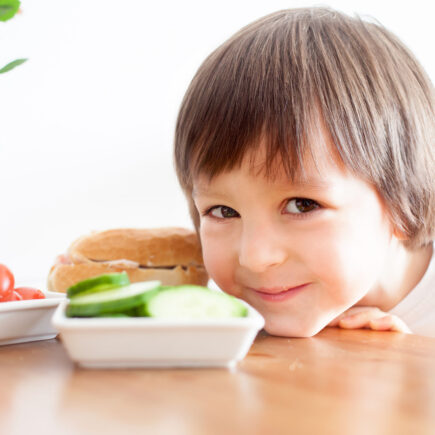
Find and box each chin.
[263,316,326,338]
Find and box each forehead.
[192,111,351,189]
[192,137,347,196]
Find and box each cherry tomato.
[14,287,45,300]
[0,264,14,299]
[1,290,23,302]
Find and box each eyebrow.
[192,179,334,197]
[283,180,333,191]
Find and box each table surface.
[1,328,434,435]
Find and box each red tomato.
[0,264,14,299]
[1,290,23,302]
[14,287,45,300]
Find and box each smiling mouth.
[250,284,309,301]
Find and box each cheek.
[306,208,391,301]
[199,224,237,293]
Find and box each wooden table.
[0,328,434,435]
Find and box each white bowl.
[0,291,66,345]
[52,299,265,368]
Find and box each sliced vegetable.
[1,290,22,302]
[66,280,161,317]
[143,285,248,319]
[134,288,163,316]
[14,287,45,300]
[67,272,130,298]
[0,264,14,300]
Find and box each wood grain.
[0,328,434,435]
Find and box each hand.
[328,306,411,333]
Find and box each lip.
[250,283,309,302]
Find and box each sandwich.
[47,227,209,293]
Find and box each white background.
[0,0,434,285]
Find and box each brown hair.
[174,7,435,248]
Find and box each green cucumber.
[143,286,248,319]
[66,280,161,317]
[134,288,163,316]
[67,272,130,298]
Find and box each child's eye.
[284,198,320,214]
[206,205,240,219]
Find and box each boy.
[174,8,435,337]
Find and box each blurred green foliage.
[0,0,27,74]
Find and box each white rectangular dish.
[52,299,265,368]
[0,291,66,345]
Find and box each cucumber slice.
[143,286,248,319]
[67,272,130,298]
[134,288,163,316]
[66,280,161,317]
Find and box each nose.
[238,222,288,273]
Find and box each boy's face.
[192,136,395,337]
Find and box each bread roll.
[47,228,209,293]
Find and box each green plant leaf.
[0,58,27,74]
[0,0,20,22]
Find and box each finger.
[385,316,412,333]
[328,317,340,327]
[368,316,395,331]
[338,309,384,329]
[367,315,411,333]
[328,307,381,327]
[338,316,369,329]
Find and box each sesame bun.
[47,227,208,293]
